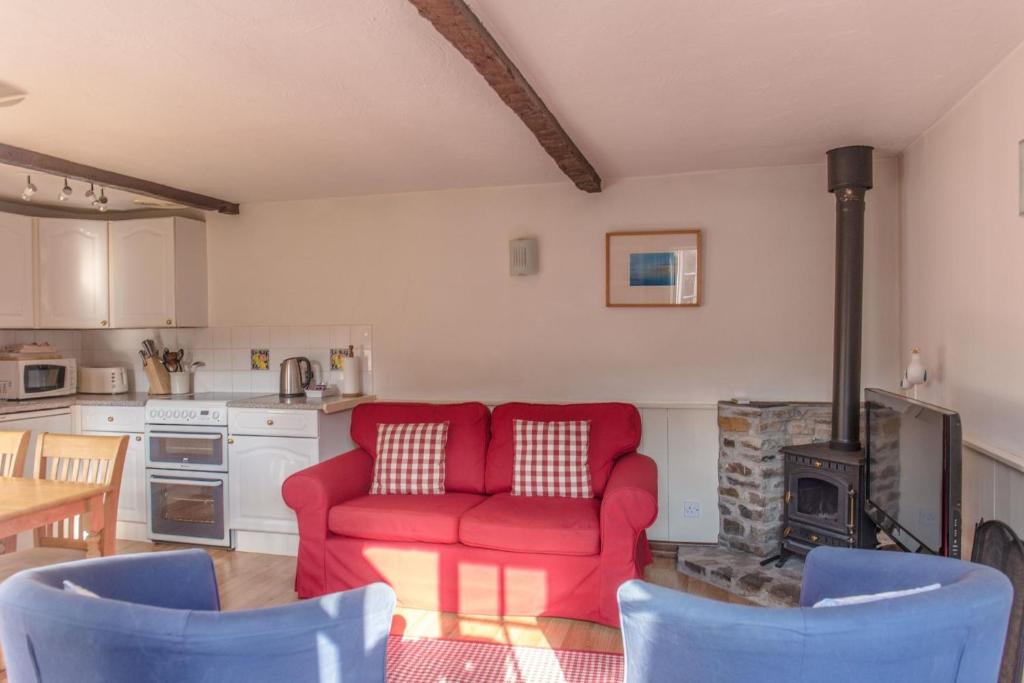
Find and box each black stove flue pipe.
[827,145,873,452]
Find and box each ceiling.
[0,0,1021,205]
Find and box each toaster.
[78,366,129,394]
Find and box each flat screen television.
[865,388,963,558]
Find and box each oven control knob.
[173,410,181,418]
[189,411,197,419]
[212,411,221,421]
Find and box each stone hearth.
[716,400,839,556]
[676,544,803,606]
[677,400,872,604]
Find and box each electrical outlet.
[683,501,701,518]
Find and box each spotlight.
[95,188,108,212]
[21,175,36,200]
[84,183,96,201]
[58,177,72,202]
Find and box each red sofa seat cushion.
[459,493,601,556]
[351,402,491,494]
[485,403,642,496]
[329,493,486,544]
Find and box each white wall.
[901,42,1024,542]
[902,43,1024,455]
[208,162,901,404]
[206,162,902,541]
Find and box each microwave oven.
[0,358,77,400]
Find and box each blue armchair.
[0,549,395,683]
[619,547,1013,683]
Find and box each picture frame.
[606,229,702,307]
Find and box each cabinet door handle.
[266,419,274,426]
[135,435,142,442]
[227,437,235,444]
[100,320,108,327]
[166,319,173,326]
[107,416,114,422]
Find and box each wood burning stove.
[777,443,873,559]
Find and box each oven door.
[147,471,230,546]
[146,425,228,471]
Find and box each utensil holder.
[143,358,172,395]
[170,372,192,395]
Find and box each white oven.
[0,358,77,400]
[145,396,234,547]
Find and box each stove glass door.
[147,427,226,470]
[148,473,227,543]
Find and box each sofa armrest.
[282,448,374,540]
[601,452,658,537]
[598,452,658,625]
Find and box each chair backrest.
[0,550,395,683]
[972,519,1024,683]
[0,430,30,478]
[619,547,1013,683]
[33,433,128,551]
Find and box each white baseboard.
[232,530,299,556]
[115,521,150,542]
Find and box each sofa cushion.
[370,422,449,495]
[352,402,490,494]
[486,403,642,496]
[512,419,593,498]
[329,493,486,544]
[459,493,601,556]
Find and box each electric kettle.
[279,356,313,397]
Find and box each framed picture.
[606,229,702,307]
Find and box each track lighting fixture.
[84,183,96,201]
[21,175,36,201]
[58,177,72,201]
[95,188,108,212]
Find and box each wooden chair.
[33,433,128,557]
[0,430,31,554]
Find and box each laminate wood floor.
[0,541,753,680]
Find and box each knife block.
[143,358,172,395]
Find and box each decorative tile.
[329,348,348,370]
[250,349,270,371]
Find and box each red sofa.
[282,401,657,626]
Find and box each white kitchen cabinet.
[82,429,146,524]
[108,217,208,328]
[229,435,319,534]
[0,212,35,328]
[37,218,109,328]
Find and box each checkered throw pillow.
[511,419,593,497]
[370,422,449,495]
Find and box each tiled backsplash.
[0,325,372,395]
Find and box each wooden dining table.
[0,477,112,557]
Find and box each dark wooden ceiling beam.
[0,143,240,214]
[408,0,602,193]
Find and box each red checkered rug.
[386,636,624,682]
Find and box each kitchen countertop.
[226,394,376,413]
[0,392,374,416]
[0,392,150,416]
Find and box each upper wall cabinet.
[38,218,110,329]
[109,217,208,328]
[0,213,35,328]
